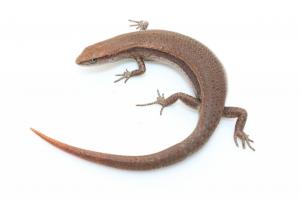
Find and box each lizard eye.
[89,58,97,64]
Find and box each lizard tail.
[30,127,145,170]
[31,127,187,170]
[30,122,207,170]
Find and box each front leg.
[128,19,149,31]
[114,57,146,83]
[223,107,255,151]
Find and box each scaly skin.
[31,23,254,170]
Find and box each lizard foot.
[129,19,149,31]
[234,130,255,151]
[136,89,167,115]
[114,69,132,83]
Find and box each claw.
[244,134,255,151]
[234,130,255,151]
[241,137,246,149]
[128,19,139,23]
[128,19,149,31]
[136,89,167,115]
[114,69,131,83]
[160,106,165,116]
[157,89,164,98]
[136,101,157,107]
[247,136,254,143]
[234,136,239,147]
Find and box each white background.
[0,0,299,199]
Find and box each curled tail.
[31,107,216,170]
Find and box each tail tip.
[30,127,41,136]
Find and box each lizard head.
[75,35,129,66]
[76,41,109,65]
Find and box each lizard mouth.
[75,55,90,65]
[76,57,98,65]
[75,47,98,65]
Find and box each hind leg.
[136,89,200,115]
[223,107,255,151]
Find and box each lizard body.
[31,21,253,170]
